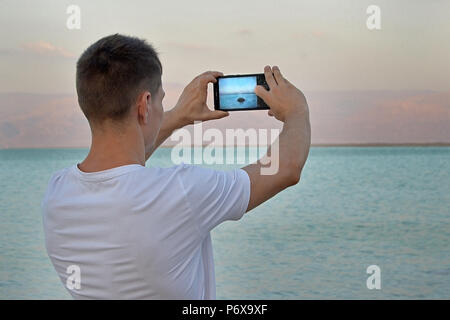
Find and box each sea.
[219,93,258,110]
[0,147,449,299]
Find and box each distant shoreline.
[311,142,450,147]
[1,143,450,150]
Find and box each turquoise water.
[0,147,449,299]
[219,93,258,110]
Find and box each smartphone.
[214,73,270,111]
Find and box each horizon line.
[1,142,450,150]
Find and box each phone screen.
[214,73,269,111]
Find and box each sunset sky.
[0,0,449,147]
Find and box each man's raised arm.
[243,65,311,212]
[145,71,229,160]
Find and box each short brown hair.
[76,34,162,123]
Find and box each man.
[42,34,311,299]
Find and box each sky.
[219,76,256,94]
[0,0,449,147]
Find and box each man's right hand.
[254,65,308,122]
[172,71,229,126]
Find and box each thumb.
[254,85,271,104]
[202,110,229,121]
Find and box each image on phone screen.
[218,76,257,110]
[214,74,269,111]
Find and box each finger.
[202,110,229,121]
[272,66,284,85]
[264,65,277,89]
[268,110,274,117]
[201,70,224,79]
[254,85,271,104]
[202,73,221,84]
[209,71,224,78]
[284,77,294,86]
[197,74,217,86]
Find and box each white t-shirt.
[41,163,251,299]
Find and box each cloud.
[235,28,252,36]
[21,41,75,58]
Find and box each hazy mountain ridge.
[0,90,449,148]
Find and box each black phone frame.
[213,73,270,111]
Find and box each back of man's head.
[76,34,162,125]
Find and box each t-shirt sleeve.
[176,164,251,237]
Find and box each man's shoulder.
[163,163,217,180]
[140,163,232,192]
[147,163,216,178]
[44,163,222,192]
[47,166,73,184]
[168,163,249,192]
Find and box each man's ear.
[137,91,151,125]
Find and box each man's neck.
[78,124,145,173]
